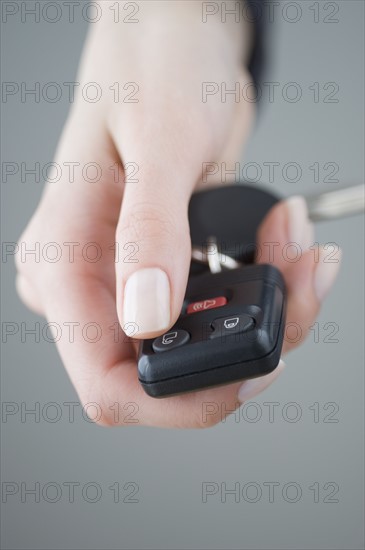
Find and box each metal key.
[306,184,364,221]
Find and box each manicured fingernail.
[123,268,170,336]
[286,196,312,251]
[314,248,342,302]
[237,360,286,404]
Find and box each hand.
[15,3,340,428]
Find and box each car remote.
[137,182,363,398]
[138,263,286,398]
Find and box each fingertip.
[256,199,289,266]
[121,267,172,338]
[313,246,342,303]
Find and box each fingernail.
[123,268,171,336]
[314,248,342,302]
[286,196,312,251]
[237,360,286,404]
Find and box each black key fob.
[138,263,286,398]
[138,184,286,398]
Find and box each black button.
[152,330,190,352]
[209,314,255,339]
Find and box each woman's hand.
[15,2,340,428]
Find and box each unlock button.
[210,314,255,339]
[153,330,190,353]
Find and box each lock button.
[152,330,190,353]
[209,314,255,339]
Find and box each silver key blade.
[307,185,365,222]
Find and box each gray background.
[1,1,364,549]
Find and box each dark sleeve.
[244,0,266,91]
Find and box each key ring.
[189,184,364,275]
[191,236,242,273]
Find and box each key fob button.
[210,314,255,339]
[152,330,190,352]
[186,296,227,314]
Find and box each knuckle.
[118,202,179,245]
[194,410,221,430]
[78,389,114,428]
[190,396,239,429]
[171,400,223,430]
[15,275,42,314]
[14,229,32,275]
[80,374,134,428]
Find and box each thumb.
[116,172,194,339]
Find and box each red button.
[186,296,227,314]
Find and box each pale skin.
[16,1,340,428]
